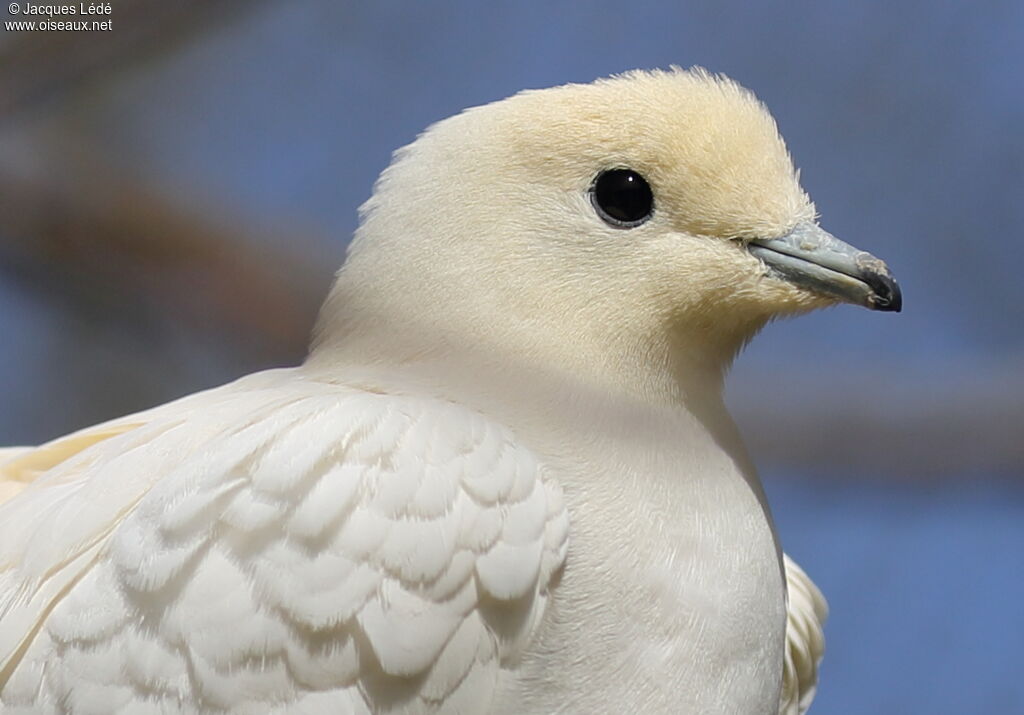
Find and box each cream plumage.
[0,68,898,714]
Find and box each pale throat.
[309,257,772,416]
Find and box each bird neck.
[307,259,770,414]
[306,315,746,423]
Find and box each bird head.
[311,68,900,401]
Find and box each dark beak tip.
[890,291,903,312]
[868,273,902,312]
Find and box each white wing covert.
[779,553,827,715]
[0,377,569,714]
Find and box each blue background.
[2,2,1022,712]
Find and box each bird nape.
[0,68,897,715]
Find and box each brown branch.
[0,154,333,364]
[732,366,1024,479]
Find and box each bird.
[0,68,898,714]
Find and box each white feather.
[780,554,829,715]
[1,373,567,713]
[0,68,864,713]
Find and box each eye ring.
[589,168,655,228]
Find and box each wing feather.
[779,553,828,715]
[0,372,569,714]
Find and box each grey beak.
[748,222,902,312]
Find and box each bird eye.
[590,168,654,228]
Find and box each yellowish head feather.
[311,68,829,401]
[500,67,814,238]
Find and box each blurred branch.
[2,156,1021,478]
[0,0,264,120]
[2,149,1019,477]
[0,151,331,364]
[732,365,1024,480]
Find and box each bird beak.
[748,222,902,312]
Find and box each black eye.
[590,168,654,228]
